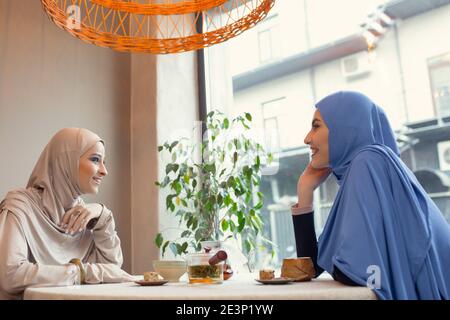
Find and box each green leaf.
[155,233,163,247]
[229,220,236,232]
[254,202,263,210]
[192,217,198,231]
[207,111,215,118]
[154,181,160,186]
[181,230,191,238]
[172,181,182,194]
[175,209,186,217]
[254,215,264,229]
[183,173,190,184]
[223,194,232,206]
[233,152,238,164]
[187,216,193,228]
[245,192,252,204]
[245,113,252,121]
[170,141,179,151]
[233,139,241,150]
[221,219,229,231]
[172,153,177,162]
[219,168,226,177]
[166,164,179,174]
[169,242,178,256]
[223,118,229,129]
[244,239,252,252]
[205,201,213,212]
[181,242,188,253]
[204,163,216,175]
[217,193,223,205]
[243,166,253,180]
[160,176,170,188]
[158,146,163,152]
[161,241,170,256]
[166,195,176,211]
[238,216,245,232]
[244,140,249,152]
[194,229,204,242]
[192,179,197,188]
[257,192,264,201]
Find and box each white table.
[24,273,377,300]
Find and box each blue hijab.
[316,91,450,300]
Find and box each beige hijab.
[0,128,103,264]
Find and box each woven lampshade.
[41,0,275,54]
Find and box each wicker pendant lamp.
[41,0,275,54]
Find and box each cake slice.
[144,271,163,281]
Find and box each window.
[429,52,450,117]
[204,0,450,268]
[261,98,284,153]
[257,14,280,63]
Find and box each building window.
[257,14,280,63]
[429,52,450,117]
[261,98,284,153]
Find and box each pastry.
[259,269,275,280]
[144,271,163,281]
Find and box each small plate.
[255,277,294,285]
[135,280,169,286]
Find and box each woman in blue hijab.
[292,91,450,300]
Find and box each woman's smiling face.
[78,142,108,194]
[304,109,330,169]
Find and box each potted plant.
[154,110,274,267]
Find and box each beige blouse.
[0,204,133,300]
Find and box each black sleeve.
[292,212,323,278]
[292,212,358,286]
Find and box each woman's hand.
[60,204,102,235]
[297,163,332,207]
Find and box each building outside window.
[204,0,450,268]
[429,52,450,117]
[257,14,281,63]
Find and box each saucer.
[255,277,294,285]
[135,280,169,286]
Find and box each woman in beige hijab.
[0,128,134,300]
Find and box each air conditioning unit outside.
[341,52,372,79]
[437,140,450,171]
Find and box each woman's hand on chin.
[297,163,332,207]
[59,204,102,235]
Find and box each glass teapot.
[187,242,228,284]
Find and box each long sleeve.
[291,206,358,286]
[83,205,134,284]
[292,211,323,278]
[0,212,78,300]
[85,204,123,266]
